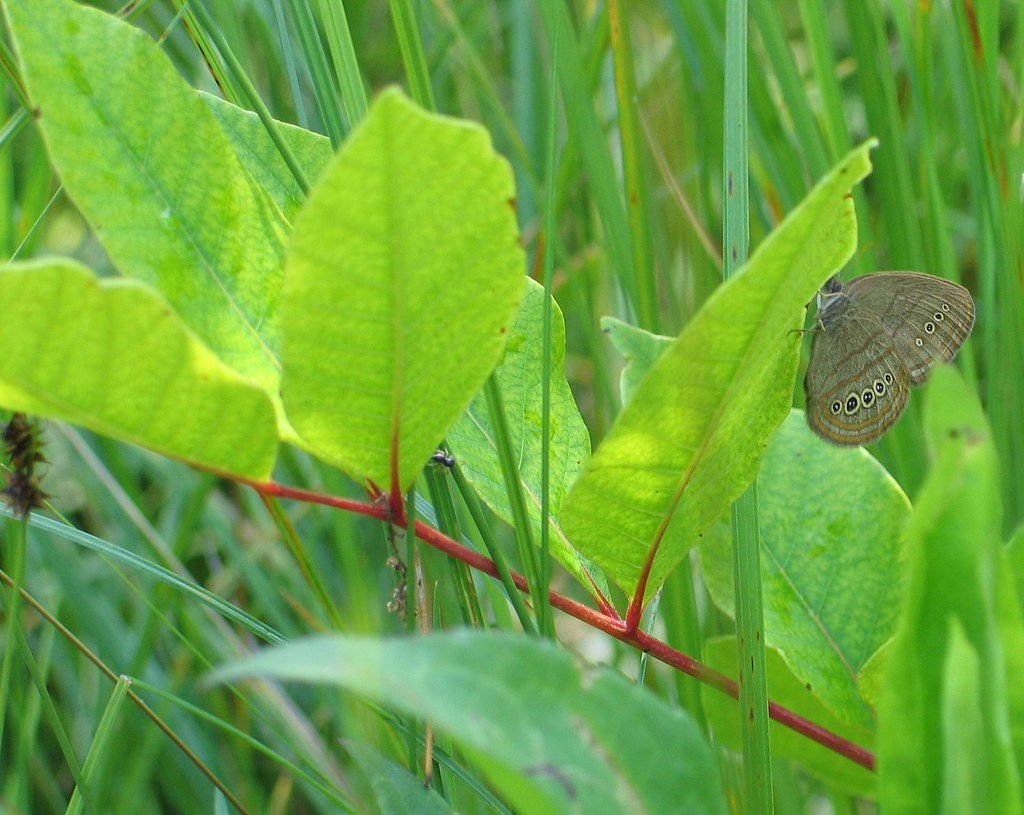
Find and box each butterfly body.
[804,272,975,446]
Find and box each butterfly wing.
[804,314,912,445]
[843,272,975,385]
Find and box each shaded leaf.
[345,741,454,815]
[214,631,728,815]
[700,410,908,729]
[201,92,333,220]
[599,316,672,407]
[447,279,594,587]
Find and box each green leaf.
[877,366,1021,814]
[560,140,876,598]
[1008,523,1024,618]
[200,92,333,220]
[0,259,277,478]
[997,547,1024,794]
[447,279,594,586]
[213,631,728,815]
[857,637,891,711]
[700,410,908,729]
[701,637,875,797]
[3,0,287,394]
[940,621,987,813]
[920,358,990,451]
[282,89,524,492]
[599,316,673,407]
[344,741,454,815]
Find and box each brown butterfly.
[804,272,974,445]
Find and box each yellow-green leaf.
[0,259,277,478]
[3,0,287,395]
[282,89,524,491]
[561,141,876,598]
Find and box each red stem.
[245,477,876,771]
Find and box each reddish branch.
[248,477,876,772]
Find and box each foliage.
[0,1,1020,813]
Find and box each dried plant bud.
[1,471,49,516]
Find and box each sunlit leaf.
[0,259,277,478]
[282,89,524,492]
[561,141,876,599]
[3,0,287,396]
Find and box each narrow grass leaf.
[701,637,875,797]
[282,88,524,492]
[939,622,988,814]
[66,675,132,815]
[560,141,875,598]
[213,631,728,815]
[9,509,285,644]
[534,6,636,312]
[314,0,369,125]
[447,279,594,588]
[845,3,923,270]
[0,259,277,478]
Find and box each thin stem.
[243,476,875,771]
